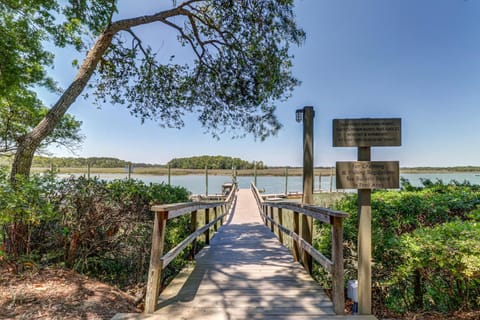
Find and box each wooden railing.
[144,186,237,313]
[251,182,347,315]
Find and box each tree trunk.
[10,137,38,180]
[7,30,115,258]
[9,6,183,181]
[7,5,186,258]
[10,30,115,181]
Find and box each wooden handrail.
[144,186,237,313]
[250,182,347,315]
[151,201,224,219]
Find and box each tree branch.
[125,28,148,57]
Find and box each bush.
[393,218,480,312]
[0,168,58,259]
[1,171,190,289]
[313,180,480,315]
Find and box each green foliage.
[393,219,480,311]
[0,168,58,255]
[93,0,304,140]
[0,0,116,94]
[316,180,480,315]
[168,155,264,170]
[0,92,83,154]
[0,171,190,288]
[32,156,129,168]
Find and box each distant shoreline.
[29,166,480,176]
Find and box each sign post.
[296,106,315,274]
[333,118,401,315]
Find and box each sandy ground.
[0,266,139,320]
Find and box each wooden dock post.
[301,213,313,274]
[332,216,345,315]
[213,207,218,232]
[167,163,171,185]
[292,211,300,262]
[145,211,168,313]
[330,167,334,192]
[277,208,284,244]
[270,206,274,232]
[127,162,132,180]
[358,147,372,315]
[205,166,208,197]
[301,106,314,274]
[189,210,197,260]
[204,208,210,245]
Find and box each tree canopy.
[0,90,83,155]
[168,155,265,170]
[0,1,84,156]
[2,0,304,178]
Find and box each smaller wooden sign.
[333,118,401,147]
[336,161,399,189]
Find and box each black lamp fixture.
[296,107,315,123]
[295,108,304,123]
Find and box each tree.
[5,0,305,179]
[0,89,83,155]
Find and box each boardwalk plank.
[113,189,376,320]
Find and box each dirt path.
[1,266,139,319]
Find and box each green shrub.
[0,168,58,258]
[1,171,191,289]
[392,219,480,312]
[313,180,480,315]
[51,177,190,287]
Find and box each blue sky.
[44,0,480,167]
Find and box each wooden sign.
[333,118,401,147]
[336,161,399,189]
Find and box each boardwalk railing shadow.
[112,188,377,320]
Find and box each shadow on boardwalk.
[113,189,375,320]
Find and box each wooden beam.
[264,213,333,273]
[301,213,313,274]
[205,208,210,245]
[331,216,345,315]
[161,213,226,268]
[144,211,168,313]
[265,201,348,222]
[358,146,372,315]
[270,206,274,232]
[293,211,300,262]
[277,208,284,244]
[189,210,197,260]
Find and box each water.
[57,172,480,195]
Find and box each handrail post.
[292,211,300,262]
[270,206,274,232]
[189,210,197,260]
[263,204,268,226]
[214,207,218,232]
[331,216,345,315]
[277,208,284,244]
[205,208,210,245]
[301,212,313,274]
[221,204,225,225]
[145,210,168,313]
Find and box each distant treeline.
[167,155,265,170]
[31,156,159,168]
[29,155,265,170]
[402,166,480,173]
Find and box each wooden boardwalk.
[113,189,375,320]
